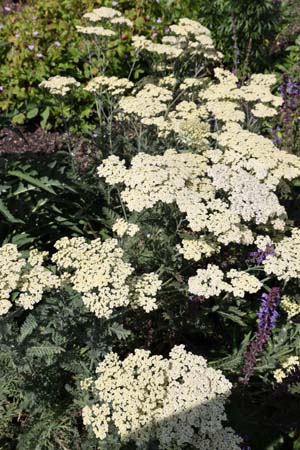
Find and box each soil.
[0,126,61,154]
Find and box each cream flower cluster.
[98,149,208,211]
[118,84,173,122]
[214,122,300,188]
[131,273,162,313]
[188,264,261,299]
[82,345,241,449]
[112,218,140,237]
[263,228,300,282]
[0,244,25,315]
[208,164,286,225]
[274,356,300,384]
[98,150,256,245]
[16,249,60,310]
[83,7,121,21]
[158,101,211,146]
[0,244,59,315]
[280,296,300,320]
[76,25,116,37]
[169,18,223,61]
[39,75,80,96]
[83,7,133,27]
[177,238,219,261]
[201,68,282,120]
[132,35,183,59]
[52,237,161,318]
[84,76,133,96]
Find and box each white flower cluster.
[84,75,134,96]
[83,7,121,21]
[280,296,300,320]
[158,101,210,146]
[52,237,161,318]
[112,218,140,237]
[201,68,282,120]
[131,273,162,313]
[76,25,116,37]
[83,7,133,27]
[17,249,60,310]
[0,244,59,315]
[132,35,183,59]
[188,264,261,299]
[82,345,241,449]
[98,150,255,246]
[177,238,219,262]
[118,84,172,122]
[208,164,286,225]
[39,75,80,96]
[274,356,300,384]
[263,228,300,281]
[214,122,300,189]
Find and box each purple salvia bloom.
[241,287,280,384]
[249,244,275,264]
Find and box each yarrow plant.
[2,6,300,449]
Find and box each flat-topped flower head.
[82,345,241,449]
[39,75,80,96]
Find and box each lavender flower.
[0,86,4,92]
[156,18,162,23]
[0,25,4,30]
[28,44,35,51]
[15,32,20,38]
[32,31,39,36]
[151,32,158,40]
[54,41,61,47]
[36,53,43,58]
[4,6,11,12]
[241,287,280,384]
[164,26,170,33]
[112,1,118,5]
[249,244,275,264]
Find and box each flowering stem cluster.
[241,287,280,384]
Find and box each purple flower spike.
[241,287,280,384]
[249,244,275,265]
